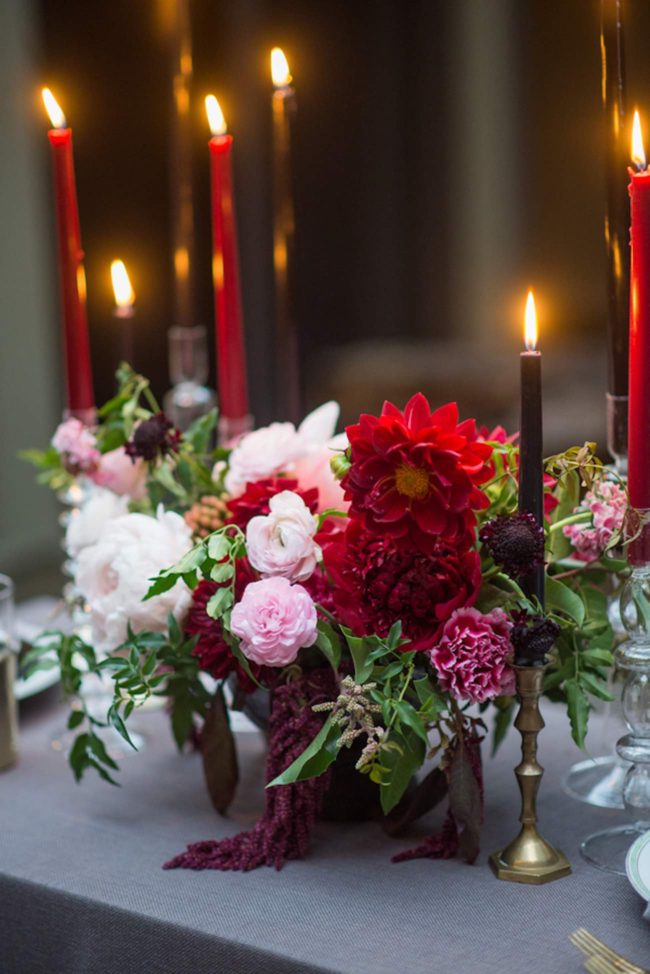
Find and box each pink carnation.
[230,576,318,667]
[563,480,627,562]
[52,418,100,474]
[91,447,148,500]
[430,607,515,704]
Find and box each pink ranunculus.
[563,480,627,562]
[91,447,148,500]
[52,418,100,473]
[246,491,320,582]
[230,576,318,667]
[430,607,515,705]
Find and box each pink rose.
[246,491,320,582]
[52,418,100,473]
[91,447,148,500]
[430,607,515,704]
[563,480,627,562]
[230,576,318,667]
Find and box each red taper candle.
[42,88,94,421]
[205,95,250,440]
[627,110,650,560]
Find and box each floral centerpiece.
[23,366,629,871]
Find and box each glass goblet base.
[579,822,647,875]
[562,755,627,809]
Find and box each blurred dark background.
[2,0,650,586]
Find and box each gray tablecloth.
[0,690,648,974]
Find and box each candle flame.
[632,109,646,169]
[524,290,538,351]
[205,95,227,136]
[111,260,135,309]
[42,87,66,129]
[271,48,292,87]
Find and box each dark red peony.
[322,520,482,651]
[342,393,493,553]
[226,478,319,530]
[185,562,260,691]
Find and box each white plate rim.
[626,830,650,901]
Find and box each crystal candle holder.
[163,325,216,432]
[580,554,650,874]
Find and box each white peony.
[246,491,320,582]
[65,487,129,558]
[222,401,341,498]
[75,507,193,655]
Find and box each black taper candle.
[519,292,545,611]
[601,0,630,398]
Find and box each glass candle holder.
[0,574,18,770]
[580,553,650,874]
[163,325,216,432]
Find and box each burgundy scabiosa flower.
[479,512,545,579]
[125,412,182,463]
[341,393,493,554]
[226,478,319,530]
[510,612,560,666]
[429,607,515,704]
[322,519,481,650]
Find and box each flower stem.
[548,511,591,534]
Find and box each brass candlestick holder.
[490,665,571,884]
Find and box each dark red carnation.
[322,520,481,651]
[225,478,319,530]
[185,563,261,691]
[342,393,493,553]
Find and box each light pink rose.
[246,491,320,582]
[222,401,342,499]
[563,480,627,562]
[91,447,148,500]
[230,576,318,667]
[75,507,193,655]
[65,487,129,557]
[52,418,100,473]
[430,607,515,704]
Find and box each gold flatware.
[570,927,648,974]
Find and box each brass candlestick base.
[490,665,571,884]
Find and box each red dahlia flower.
[342,393,493,553]
[185,563,261,692]
[322,520,481,651]
[226,478,319,530]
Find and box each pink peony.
[246,491,320,582]
[563,480,627,562]
[292,431,349,513]
[52,418,100,473]
[91,447,148,500]
[430,607,515,704]
[230,576,318,667]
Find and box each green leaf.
[315,620,342,669]
[144,573,181,600]
[386,621,403,651]
[414,676,447,720]
[67,709,85,730]
[184,409,218,455]
[153,462,186,499]
[578,670,614,702]
[393,699,429,743]
[171,545,208,575]
[545,576,585,626]
[206,587,234,619]
[267,717,339,786]
[475,582,511,613]
[564,677,590,749]
[170,696,194,750]
[207,533,231,561]
[108,707,137,750]
[548,469,580,562]
[342,631,375,683]
[210,562,235,583]
[379,728,425,814]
